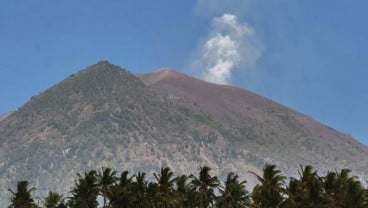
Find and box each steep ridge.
[137,69,368,177]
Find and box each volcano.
[0,61,367,202]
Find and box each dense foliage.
[7,164,368,208]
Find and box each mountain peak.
[137,68,190,85]
[13,61,147,120]
[82,60,124,73]
[91,60,115,67]
[153,68,187,78]
[64,61,142,89]
[156,67,176,73]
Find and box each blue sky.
[1,0,367,144]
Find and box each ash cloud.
[196,14,262,84]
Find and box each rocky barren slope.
[0,112,11,122]
[138,69,367,173]
[0,61,367,202]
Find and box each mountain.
[137,69,368,175]
[0,61,242,202]
[0,61,367,203]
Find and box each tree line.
[7,164,368,208]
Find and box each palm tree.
[282,178,301,208]
[323,171,337,206]
[130,172,150,208]
[325,169,366,208]
[342,178,366,208]
[107,171,134,208]
[119,170,134,187]
[107,184,132,208]
[191,166,219,208]
[153,167,178,208]
[97,167,117,208]
[146,181,161,208]
[175,174,197,208]
[8,181,37,208]
[184,186,201,208]
[250,164,286,208]
[283,165,325,208]
[175,174,201,208]
[216,172,250,208]
[68,170,99,208]
[300,165,325,207]
[43,191,67,208]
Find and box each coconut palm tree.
[342,177,366,208]
[147,181,161,208]
[282,165,325,208]
[8,181,37,208]
[43,191,67,208]
[130,172,150,208]
[191,166,219,208]
[119,171,134,187]
[282,178,301,208]
[323,171,337,206]
[177,174,202,208]
[107,170,134,208]
[327,169,367,208]
[68,170,99,208]
[216,172,250,208]
[153,167,178,208]
[107,184,132,208]
[298,165,324,207]
[97,167,117,208]
[175,174,200,208]
[250,164,286,208]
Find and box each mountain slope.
[137,68,368,176]
[0,61,254,202]
[0,62,367,203]
[0,112,11,122]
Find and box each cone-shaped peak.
[16,61,148,117]
[81,60,125,73]
[137,68,193,85]
[152,68,185,77]
[67,61,143,88]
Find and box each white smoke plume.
[197,13,262,84]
